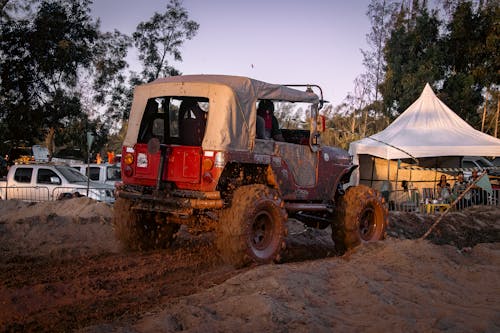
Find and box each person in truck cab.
[256,99,284,141]
[179,98,207,146]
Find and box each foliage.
[380,1,443,118]
[377,0,498,129]
[1,0,201,157]
[133,0,199,82]
[92,30,133,121]
[439,0,499,126]
[0,0,99,157]
[361,0,399,115]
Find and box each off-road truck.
[114,75,388,267]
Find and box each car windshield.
[55,165,88,183]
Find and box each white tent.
[350,83,500,160]
[349,83,500,185]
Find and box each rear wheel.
[332,185,388,254]
[113,197,179,251]
[216,185,287,268]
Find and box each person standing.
[452,171,471,209]
[437,174,451,203]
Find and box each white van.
[71,163,121,186]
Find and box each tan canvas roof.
[124,75,319,151]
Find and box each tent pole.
[387,158,390,189]
[433,158,438,197]
[370,157,375,187]
[395,160,399,192]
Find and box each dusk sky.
[91,0,372,106]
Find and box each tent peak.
[421,83,435,97]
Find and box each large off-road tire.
[216,184,287,268]
[113,197,179,251]
[332,185,388,254]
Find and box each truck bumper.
[117,189,224,210]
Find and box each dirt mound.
[121,240,500,333]
[389,205,500,248]
[0,197,118,258]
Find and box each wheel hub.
[359,207,376,241]
[251,212,273,250]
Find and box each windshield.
[272,101,314,130]
[55,165,88,183]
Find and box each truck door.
[275,142,318,187]
[36,168,60,200]
[9,167,34,200]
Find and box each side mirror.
[50,176,61,185]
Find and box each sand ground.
[0,198,499,332]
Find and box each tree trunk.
[495,96,499,138]
[45,127,56,162]
[481,90,488,132]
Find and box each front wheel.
[216,185,287,268]
[332,185,388,254]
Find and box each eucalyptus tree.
[133,0,199,82]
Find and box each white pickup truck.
[0,163,115,203]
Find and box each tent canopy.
[349,83,500,160]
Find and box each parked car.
[70,163,121,186]
[461,156,500,179]
[0,163,115,203]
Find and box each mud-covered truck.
[114,75,388,267]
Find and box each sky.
[91,0,372,106]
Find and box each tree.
[361,0,399,121]
[380,1,443,118]
[91,30,133,121]
[133,0,199,81]
[4,0,98,158]
[439,0,499,127]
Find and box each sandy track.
[0,198,499,332]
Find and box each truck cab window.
[37,168,59,184]
[138,96,208,146]
[88,167,100,181]
[14,167,33,183]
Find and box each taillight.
[124,153,134,165]
[202,151,218,184]
[215,152,225,167]
[203,171,213,183]
[124,165,133,177]
[202,158,214,171]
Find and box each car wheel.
[216,184,287,268]
[332,185,388,254]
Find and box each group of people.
[436,170,486,208]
